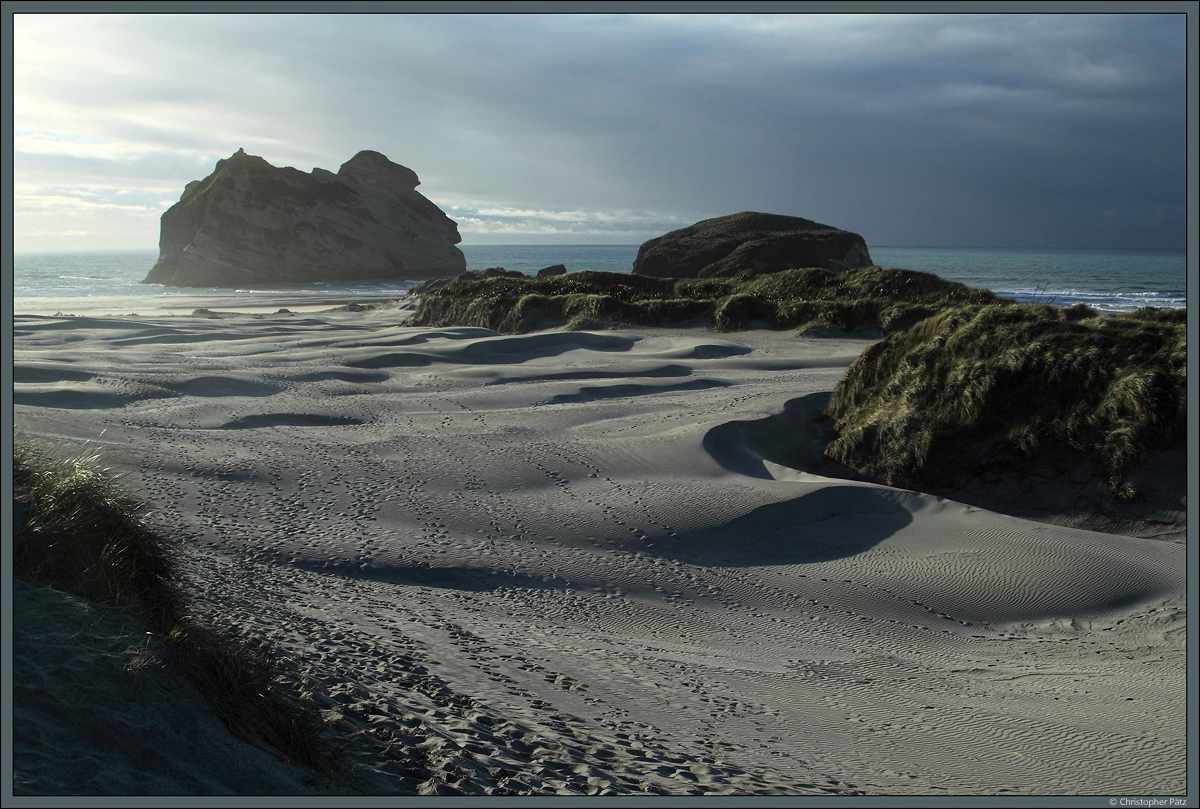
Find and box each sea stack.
[632,211,873,278]
[143,149,467,287]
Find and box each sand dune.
[11,304,1187,796]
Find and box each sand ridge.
[11,307,1187,796]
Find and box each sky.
[9,8,1192,252]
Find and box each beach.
[11,295,1187,796]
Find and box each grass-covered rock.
[409,266,995,335]
[821,303,1187,499]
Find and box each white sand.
[11,299,1187,796]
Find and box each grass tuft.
[167,619,337,775]
[821,304,1186,495]
[14,444,181,627]
[12,439,340,777]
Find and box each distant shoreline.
[10,293,412,318]
[14,245,1186,314]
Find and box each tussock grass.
[12,439,339,777]
[166,619,335,774]
[14,445,181,627]
[409,267,993,335]
[822,304,1187,495]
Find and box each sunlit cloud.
[15,133,154,162]
[15,190,159,214]
[444,203,693,242]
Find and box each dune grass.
[12,439,339,777]
[13,444,181,627]
[821,304,1187,495]
[409,266,995,335]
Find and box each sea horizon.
[11,244,1188,315]
[12,243,1188,254]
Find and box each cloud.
[15,184,162,212]
[10,12,1187,250]
[14,133,148,162]
[444,203,692,243]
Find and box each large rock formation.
[143,149,466,287]
[632,212,873,279]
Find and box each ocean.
[10,245,1188,314]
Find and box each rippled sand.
[11,301,1187,796]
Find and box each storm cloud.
[11,11,1188,250]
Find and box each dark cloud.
[13,12,1187,250]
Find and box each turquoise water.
[11,244,1188,314]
